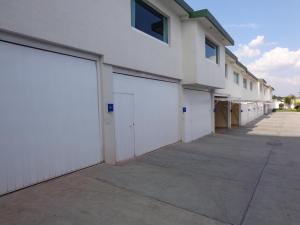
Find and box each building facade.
[0,0,274,195]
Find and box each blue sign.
[108,103,114,113]
[183,107,187,113]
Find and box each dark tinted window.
[132,0,168,43]
[243,78,247,89]
[205,38,219,63]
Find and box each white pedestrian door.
[114,93,135,161]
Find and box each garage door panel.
[0,41,102,195]
[184,90,212,142]
[113,74,180,159]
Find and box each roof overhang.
[225,48,258,81]
[259,78,267,84]
[247,71,258,81]
[225,48,238,61]
[174,1,234,46]
[174,0,194,14]
[236,61,247,72]
[189,9,234,46]
[182,83,217,91]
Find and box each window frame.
[250,81,253,91]
[131,0,169,44]
[205,38,219,64]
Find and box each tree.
[284,95,296,108]
[273,95,283,101]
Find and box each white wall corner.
[100,63,117,164]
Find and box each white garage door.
[241,104,249,125]
[0,41,102,195]
[113,74,180,161]
[183,89,212,142]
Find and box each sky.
[185,0,300,97]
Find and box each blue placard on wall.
[183,107,187,113]
[108,103,114,113]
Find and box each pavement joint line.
[239,143,276,225]
[170,147,267,166]
[138,159,257,185]
[87,175,234,225]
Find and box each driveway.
[1,112,300,225]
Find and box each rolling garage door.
[0,41,102,195]
[113,74,180,161]
[183,89,213,142]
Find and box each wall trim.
[112,66,180,84]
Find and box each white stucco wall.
[240,75,259,101]
[0,0,184,79]
[182,20,226,89]
[216,60,268,102]
[216,61,242,99]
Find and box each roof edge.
[174,0,194,13]
[225,48,237,61]
[189,9,234,45]
[236,61,247,72]
[225,48,259,81]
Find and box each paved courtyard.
[1,112,300,225]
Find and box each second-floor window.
[243,78,247,89]
[250,81,253,91]
[225,64,228,78]
[205,38,219,64]
[131,0,168,43]
[234,72,239,85]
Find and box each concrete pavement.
[1,112,300,225]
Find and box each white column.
[100,63,117,164]
[178,84,186,142]
[211,90,215,133]
[228,101,232,129]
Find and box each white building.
[214,48,274,128]
[0,0,273,195]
